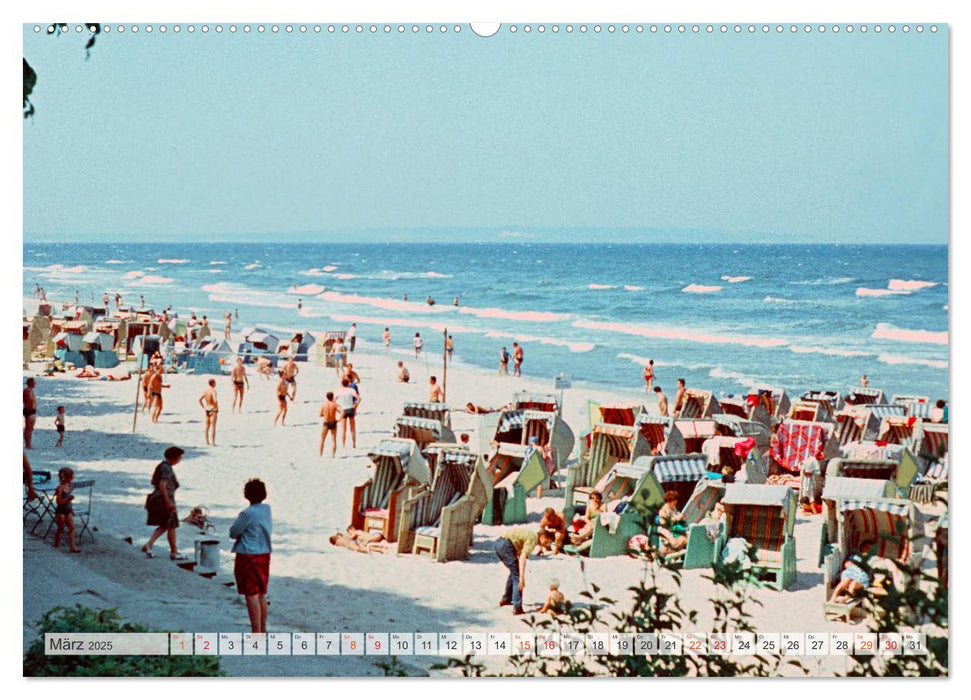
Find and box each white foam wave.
[333,273,357,280]
[209,269,222,274]
[575,319,787,349]
[301,268,327,277]
[877,353,947,370]
[25,264,87,274]
[789,345,872,358]
[129,275,174,285]
[318,291,449,314]
[244,263,262,270]
[483,330,594,353]
[104,259,125,264]
[856,287,911,297]
[323,265,338,272]
[588,284,616,290]
[209,260,227,265]
[208,294,294,310]
[288,284,326,296]
[624,285,644,291]
[792,276,854,286]
[682,284,722,294]
[871,323,948,345]
[887,279,938,291]
[709,366,760,388]
[460,306,569,323]
[157,259,188,264]
[122,270,144,280]
[721,275,752,283]
[763,296,794,304]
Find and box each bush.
[24,605,222,677]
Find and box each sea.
[23,242,949,402]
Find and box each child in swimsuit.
[53,467,81,552]
[55,406,66,447]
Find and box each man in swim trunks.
[673,378,686,417]
[199,378,219,446]
[224,311,232,340]
[513,343,524,377]
[335,377,360,449]
[23,378,37,449]
[231,357,249,411]
[499,346,510,375]
[283,356,299,400]
[149,368,167,423]
[428,375,444,403]
[141,366,155,414]
[274,370,288,426]
[446,335,454,362]
[320,391,340,457]
[654,386,669,417]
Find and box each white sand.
[21,338,942,676]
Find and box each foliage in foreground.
[24,605,222,677]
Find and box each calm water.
[24,242,948,401]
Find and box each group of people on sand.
[639,365,691,419]
[140,361,169,423]
[498,342,524,376]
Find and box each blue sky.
[23,25,948,243]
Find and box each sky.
[22,24,948,243]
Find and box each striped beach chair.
[833,406,881,446]
[392,415,455,451]
[877,415,920,448]
[674,419,718,454]
[844,386,888,406]
[586,456,665,558]
[512,391,559,414]
[402,402,452,427]
[635,413,684,454]
[818,477,896,567]
[596,402,643,427]
[714,484,797,591]
[564,423,650,522]
[351,438,430,542]
[702,435,768,484]
[800,389,844,416]
[770,419,838,475]
[679,389,721,419]
[480,443,548,526]
[656,477,727,569]
[748,384,791,422]
[826,450,920,496]
[909,455,948,505]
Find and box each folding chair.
[72,479,96,543]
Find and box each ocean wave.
[209,260,227,265]
[789,345,872,358]
[122,270,144,280]
[333,273,357,280]
[871,323,948,345]
[588,284,617,290]
[209,269,222,274]
[721,275,752,283]
[208,294,294,310]
[244,263,262,270]
[25,264,87,274]
[877,353,947,370]
[129,275,174,285]
[323,265,338,272]
[483,330,594,353]
[709,366,760,388]
[682,284,722,294]
[327,313,480,335]
[157,259,189,264]
[301,268,327,277]
[318,290,450,314]
[288,284,326,296]
[624,285,644,291]
[855,287,911,297]
[104,259,125,264]
[616,352,712,371]
[887,279,938,291]
[792,276,854,286]
[459,306,570,323]
[763,296,794,304]
[574,319,787,349]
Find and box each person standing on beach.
[494,527,553,615]
[673,378,686,417]
[53,467,81,553]
[141,366,154,414]
[54,405,66,447]
[231,357,249,411]
[102,292,109,307]
[446,335,454,363]
[139,294,145,308]
[335,378,360,449]
[643,360,655,393]
[142,446,187,560]
[274,371,288,426]
[199,379,219,446]
[23,378,37,449]
[654,386,669,417]
[332,337,347,376]
[230,478,273,634]
[149,369,167,423]
[513,343,524,377]
[498,346,510,375]
[860,374,869,388]
[320,392,340,457]
[428,376,444,403]
[383,327,391,352]
[224,312,232,340]
[348,323,357,352]
[283,356,299,400]
[414,332,423,358]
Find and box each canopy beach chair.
[351,438,431,542]
[877,415,921,449]
[487,409,574,469]
[914,422,948,469]
[800,390,844,415]
[634,413,685,455]
[826,449,920,496]
[839,440,905,463]
[788,400,833,423]
[402,402,452,427]
[655,479,728,569]
[702,436,768,484]
[512,391,560,414]
[891,394,930,407]
[714,484,798,590]
[480,443,550,526]
[717,395,772,428]
[712,414,772,456]
[747,384,791,422]
[818,477,896,567]
[314,331,347,368]
[392,415,456,450]
[822,498,924,622]
[564,423,650,522]
[769,419,838,477]
[679,389,721,419]
[833,406,881,446]
[591,401,642,427]
[275,330,316,361]
[844,386,888,406]
[398,446,484,562]
[52,328,86,367]
[674,419,717,454]
[909,454,948,505]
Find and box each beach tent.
[564,422,650,522]
[770,419,838,474]
[818,477,896,567]
[242,328,280,354]
[393,415,455,450]
[702,436,768,484]
[402,402,452,427]
[844,386,888,406]
[679,389,721,419]
[822,498,924,621]
[351,438,430,542]
[712,414,772,456]
[833,406,882,446]
[674,419,718,453]
[635,413,685,455]
[714,484,798,591]
[718,395,772,428]
[314,331,347,368]
[479,443,550,526]
[747,384,791,422]
[191,337,233,375]
[826,450,920,495]
[512,391,560,414]
[788,400,833,423]
[397,446,484,562]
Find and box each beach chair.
[822,497,924,622]
[512,391,560,414]
[718,395,772,428]
[788,400,832,423]
[314,331,347,367]
[714,484,797,591]
[679,389,721,419]
[914,422,948,470]
[674,419,717,453]
[72,479,96,543]
[351,438,431,542]
[826,450,920,496]
[712,414,772,456]
[563,423,650,522]
[402,402,452,428]
[702,436,768,484]
[392,415,456,451]
[488,409,575,472]
[818,477,896,567]
[659,479,727,569]
[480,443,549,526]
[747,384,791,423]
[891,394,930,407]
[877,415,921,449]
[769,419,838,478]
[844,386,888,406]
[909,454,948,505]
[635,413,685,455]
[800,389,844,415]
[398,447,483,561]
[595,402,642,427]
[833,406,881,446]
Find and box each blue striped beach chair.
[402,402,452,427]
[392,415,455,450]
[351,438,430,542]
[564,423,650,523]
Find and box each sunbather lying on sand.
[75,366,100,379]
[329,526,385,553]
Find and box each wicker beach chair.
[392,415,455,451]
[402,402,452,427]
[679,389,721,419]
[817,477,896,567]
[564,423,650,522]
[351,438,430,542]
[480,443,549,526]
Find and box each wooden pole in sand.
[442,327,448,403]
[132,324,148,433]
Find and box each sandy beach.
[21,327,946,677]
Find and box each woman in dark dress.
[142,446,188,560]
